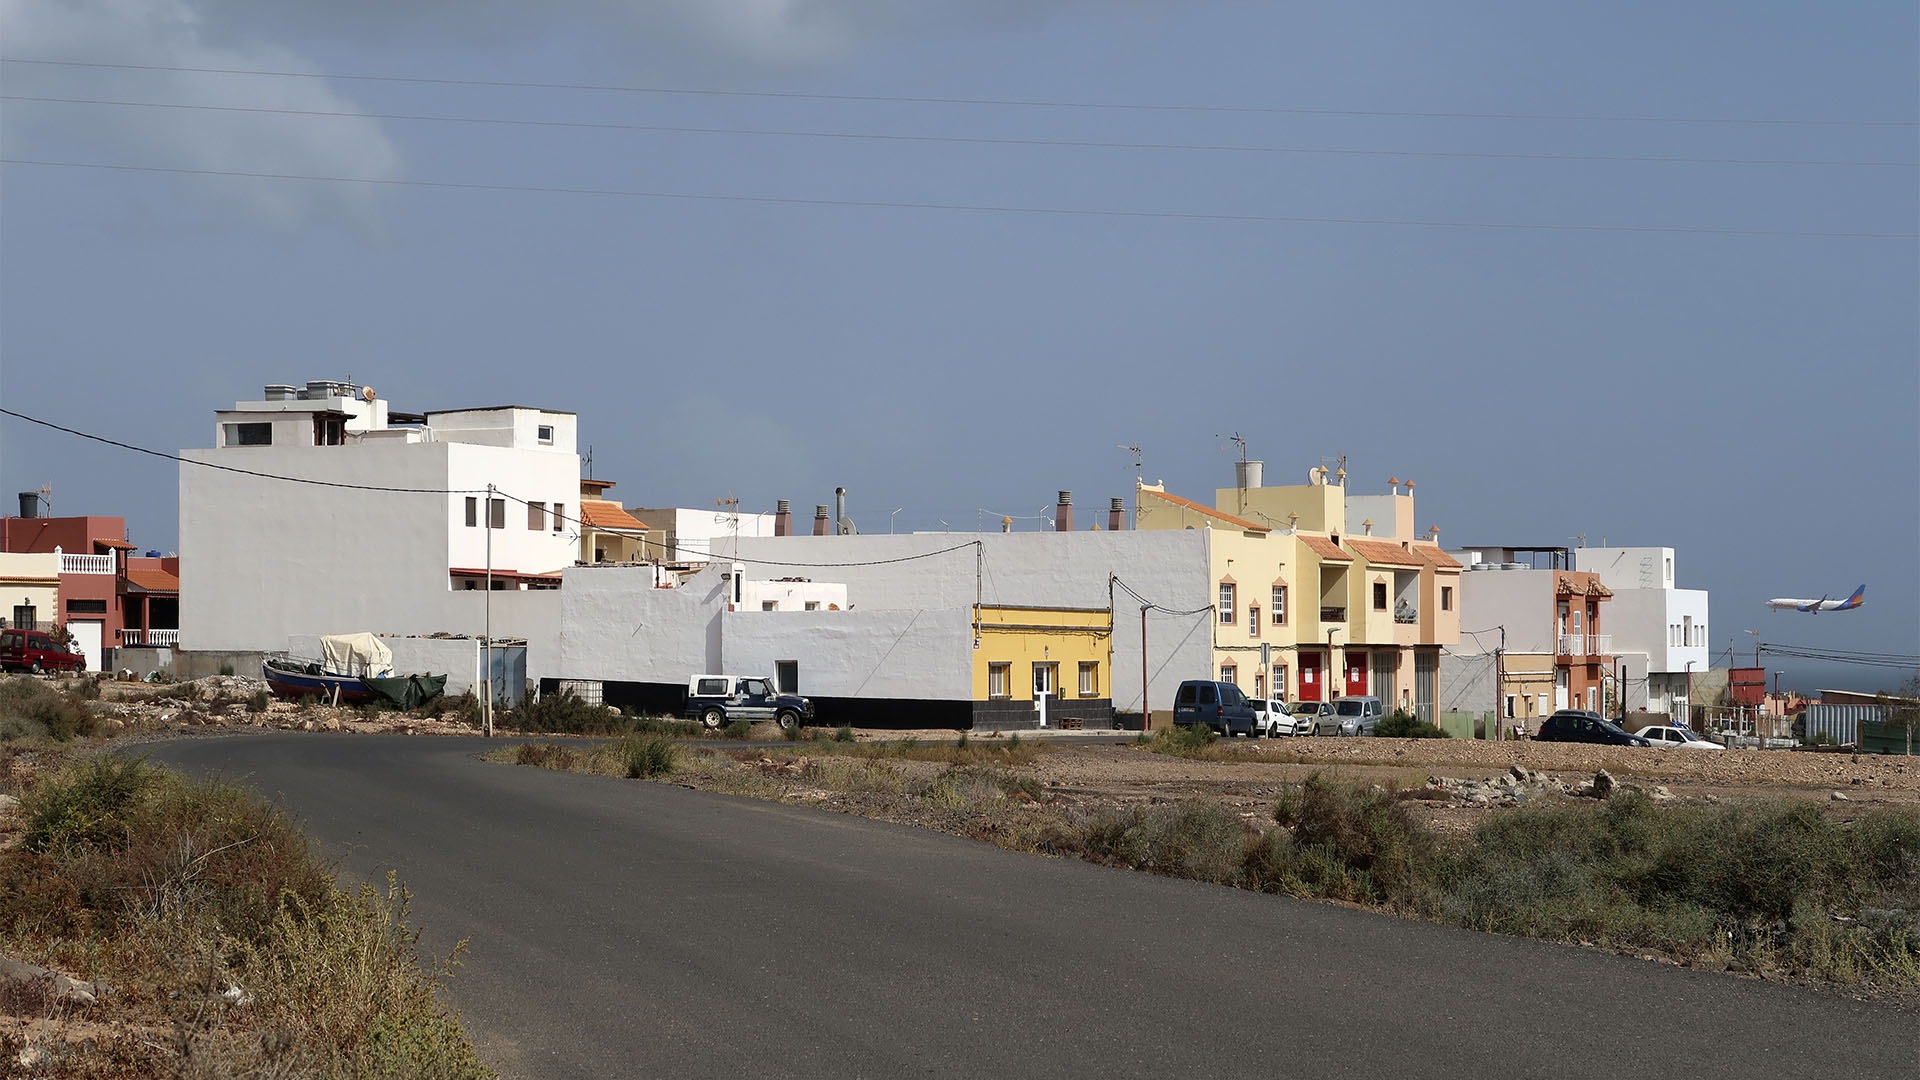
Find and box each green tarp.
[362,674,447,710]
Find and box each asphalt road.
[144,734,1917,1079]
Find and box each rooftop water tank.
[264,384,296,401]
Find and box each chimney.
[1054,491,1074,532]
[774,499,791,537]
[16,492,40,519]
[813,505,830,537]
[1109,498,1125,532]
[834,487,848,535]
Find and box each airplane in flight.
[1765,585,1865,614]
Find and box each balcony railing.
[59,552,116,575]
[120,629,180,646]
[1319,606,1346,622]
[1558,633,1612,656]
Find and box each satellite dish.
[361,386,376,402]
[837,516,857,536]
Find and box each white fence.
[58,552,116,575]
[1557,633,1612,656]
[121,629,180,646]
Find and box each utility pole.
[483,483,494,738]
[1140,605,1150,733]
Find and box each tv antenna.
[1216,432,1247,462]
[582,446,594,481]
[1118,443,1142,485]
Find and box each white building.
[1573,546,1711,721]
[549,529,1213,725]
[179,380,576,657]
[627,506,779,564]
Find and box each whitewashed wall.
[552,564,727,684]
[720,609,974,700]
[181,439,565,652]
[729,531,1212,713]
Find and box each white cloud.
[1,0,402,226]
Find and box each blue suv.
[1172,680,1257,737]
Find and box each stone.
[0,794,18,815]
[1591,770,1615,799]
[1831,791,1849,801]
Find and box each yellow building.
[0,552,60,631]
[1135,465,1460,719]
[970,604,1112,730]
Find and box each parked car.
[1314,695,1383,737]
[1634,725,1724,750]
[1287,700,1333,734]
[1252,698,1306,737]
[1535,710,1651,747]
[0,629,86,674]
[1172,679,1257,737]
[684,674,813,731]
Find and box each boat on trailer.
[262,655,378,704]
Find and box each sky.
[1,1,1915,693]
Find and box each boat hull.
[263,659,378,704]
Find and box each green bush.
[1376,711,1449,739]
[832,725,855,743]
[0,675,95,741]
[1271,773,1436,904]
[21,755,156,854]
[1141,723,1217,758]
[618,735,680,779]
[248,688,271,713]
[720,719,752,740]
[917,764,1044,809]
[502,689,624,735]
[1072,800,1250,884]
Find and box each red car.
[0,629,87,673]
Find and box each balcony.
[1319,606,1346,622]
[120,629,180,646]
[59,552,116,575]
[1558,633,1612,657]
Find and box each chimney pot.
[1109,497,1125,532]
[775,499,792,537]
[1055,491,1073,533]
[813,505,830,537]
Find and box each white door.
[71,620,103,672]
[1554,669,1569,711]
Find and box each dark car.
[1534,709,1651,747]
[1172,679,1257,737]
[0,629,86,674]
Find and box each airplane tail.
[1841,585,1865,609]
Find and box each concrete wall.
[1454,567,1554,652]
[721,608,974,700]
[181,438,568,653]
[729,530,1212,716]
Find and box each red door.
[1345,651,1368,696]
[1299,652,1323,701]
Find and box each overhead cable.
[4,158,1910,240]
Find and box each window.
[528,502,546,530]
[696,678,729,696]
[1078,662,1098,697]
[1271,585,1287,625]
[1572,609,1582,632]
[488,498,506,529]
[537,424,555,444]
[223,422,272,446]
[1032,662,1057,696]
[552,503,565,532]
[804,601,820,611]
[1373,582,1388,611]
[1505,695,1516,718]
[1248,605,1260,637]
[1683,615,1693,648]
[1220,663,1237,686]
[66,599,107,614]
[1219,582,1235,625]
[1254,672,1264,697]
[1274,664,1288,696]
[1440,586,1452,612]
[465,497,478,527]
[988,663,1010,699]
[761,601,777,611]
[10,605,35,629]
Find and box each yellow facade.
[0,553,60,628]
[970,605,1112,704]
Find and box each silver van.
[1314,695,1383,737]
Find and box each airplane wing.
[1799,594,1828,613]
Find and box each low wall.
[174,650,269,681]
[113,646,173,679]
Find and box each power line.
[5,157,1910,240]
[4,57,1913,128]
[0,406,979,571]
[8,94,1912,169]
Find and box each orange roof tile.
[1298,534,1352,561]
[580,500,648,532]
[1344,538,1424,568]
[1409,544,1462,570]
[125,566,180,592]
[1140,489,1269,532]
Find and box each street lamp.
[889,507,904,534]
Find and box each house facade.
[576,478,650,564]
[178,381,576,658]
[1133,464,1460,721]
[0,507,140,670]
[1572,546,1710,722]
[1448,549,1616,727]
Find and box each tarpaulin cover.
[319,633,394,678]
[363,674,448,709]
